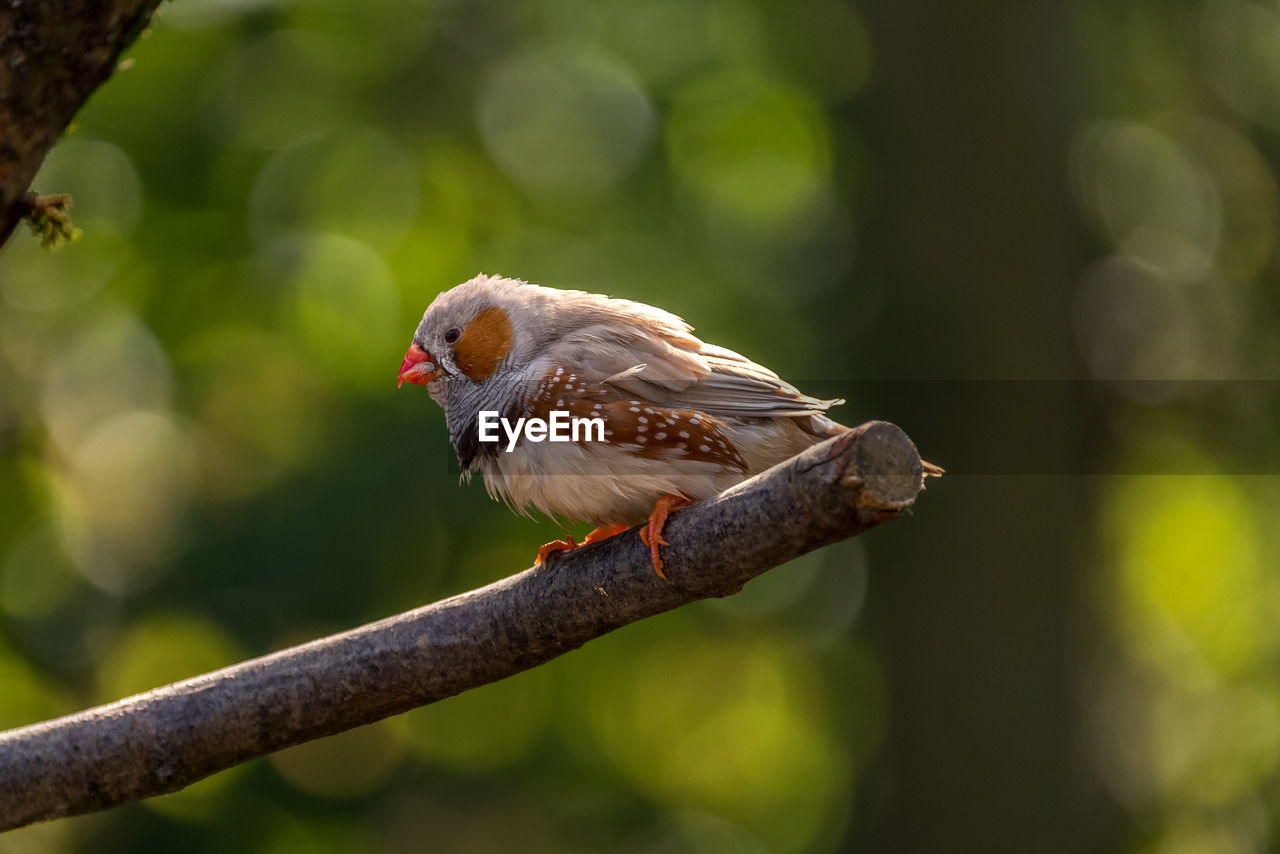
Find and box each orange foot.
[584,524,630,545]
[638,494,695,579]
[536,524,630,567]
[535,534,578,565]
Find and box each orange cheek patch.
[454,305,513,382]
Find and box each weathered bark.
[0,421,930,831]
[0,0,161,246]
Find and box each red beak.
[398,343,437,387]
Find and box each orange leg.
[637,493,695,579]
[535,534,578,565]
[584,524,630,545]
[537,524,629,567]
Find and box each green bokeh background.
[3,1,1280,851]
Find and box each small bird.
[399,274,935,577]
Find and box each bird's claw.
[535,535,578,565]
[639,493,693,579]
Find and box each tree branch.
[0,420,930,831]
[0,0,162,247]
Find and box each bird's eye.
[444,327,461,344]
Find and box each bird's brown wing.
[551,307,842,421]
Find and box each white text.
[477,410,605,452]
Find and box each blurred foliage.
[1072,2,1280,853]
[1,0,1280,852]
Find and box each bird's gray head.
[397,274,543,396]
